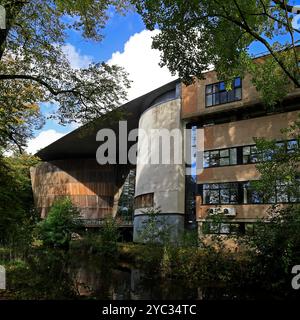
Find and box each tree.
[0,71,44,152]
[252,116,300,201]
[133,0,300,106]
[37,197,82,249]
[239,117,300,293]
[0,0,131,151]
[99,216,120,255]
[0,153,39,246]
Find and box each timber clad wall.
[30,159,120,219]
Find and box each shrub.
[37,197,81,249]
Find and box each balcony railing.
[75,216,133,228]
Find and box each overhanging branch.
[0,74,80,96]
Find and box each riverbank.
[0,237,299,300]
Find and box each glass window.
[230,148,237,165]
[243,139,299,164]
[205,77,242,107]
[234,77,241,87]
[204,148,237,168]
[206,85,213,94]
[243,145,262,164]
[206,94,213,107]
[287,139,298,153]
[203,183,239,204]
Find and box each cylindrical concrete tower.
[133,92,185,242]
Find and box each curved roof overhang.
[36,80,180,161]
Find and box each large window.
[242,139,299,164]
[200,179,300,205]
[243,179,300,204]
[206,77,242,107]
[203,183,239,204]
[204,148,237,168]
[203,222,254,235]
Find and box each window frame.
[205,77,242,108]
[203,182,239,205]
[242,139,299,164]
[204,147,237,168]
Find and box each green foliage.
[0,153,39,247]
[137,208,173,244]
[0,0,131,151]
[133,0,300,106]
[237,117,300,292]
[4,249,78,299]
[239,205,300,292]
[252,116,300,201]
[73,217,120,256]
[99,216,120,255]
[37,198,81,249]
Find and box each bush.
[241,205,300,293]
[37,198,81,249]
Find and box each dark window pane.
[205,77,242,108]
[251,191,263,203]
[213,93,220,105]
[235,87,242,100]
[220,91,228,104]
[227,90,235,102]
[203,190,210,204]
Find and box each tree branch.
[228,0,300,87]
[0,74,80,96]
[272,0,294,13]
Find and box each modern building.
[30,55,300,241]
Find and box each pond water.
[0,249,296,300]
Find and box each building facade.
[31,60,300,240]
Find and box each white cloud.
[28,31,176,152]
[62,43,92,69]
[26,130,67,155]
[108,29,177,101]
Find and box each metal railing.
[75,217,133,228]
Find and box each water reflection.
[2,249,293,300]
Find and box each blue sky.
[26,6,300,154]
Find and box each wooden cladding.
[134,193,154,209]
[31,159,119,220]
